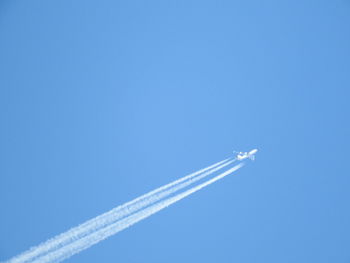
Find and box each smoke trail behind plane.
[29,163,244,263]
[5,158,234,263]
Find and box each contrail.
[30,163,244,263]
[5,158,235,263]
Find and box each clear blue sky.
[1,1,349,262]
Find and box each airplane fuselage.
[236,149,258,160]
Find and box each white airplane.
[234,149,258,161]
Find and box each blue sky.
[1,1,349,262]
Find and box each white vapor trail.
[30,163,244,263]
[5,158,234,263]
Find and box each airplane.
[234,149,258,161]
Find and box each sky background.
[1,1,350,262]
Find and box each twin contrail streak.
[9,158,232,263]
[5,158,243,263]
